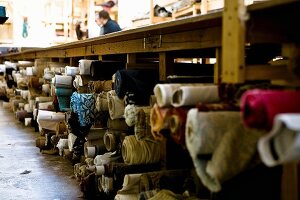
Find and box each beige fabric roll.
[56,122,67,135]
[96,92,109,112]
[65,66,79,76]
[35,96,53,103]
[54,75,73,88]
[68,133,77,151]
[85,128,106,141]
[122,135,160,165]
[104,131,117,151]
[171,85,220,107]
[107,90,125,120]
[38,102,54,110]
[79,59,94,75]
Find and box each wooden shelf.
[172,3,201,19]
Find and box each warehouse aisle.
[0,102,82,200]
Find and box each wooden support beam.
[222,0,246,83]
[126,63,159,70]
[127,53,137,64]
[159,52,173,81]
[282,164,300,200]
[214,48,221,84]
[282,43,300,77]
[245,64,295,80]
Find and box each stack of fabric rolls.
[53,74,73,111]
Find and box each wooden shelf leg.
[214,47,222,84]
[159,52,173,81]
[222,0,246,83]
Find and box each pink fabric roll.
[241,89,300,130]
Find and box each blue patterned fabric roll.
[71,92,96,126]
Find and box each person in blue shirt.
[95,10,121,35]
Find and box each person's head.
[96,10,110,26]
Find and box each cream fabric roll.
[172,85,220,107]
[54,75,73,88]
[96,92,109,112]
[38,102,53,110]
[79,59,94,75]
[21,90,29,100]
[68,133,77,151]
[24,118,32,126]
[115,174,142,197]
[42,84,50,94]
[37,110,65,131]
[65,66,79,76]
[24,104,31,112]
[258,114,300,167]
[124,104,137,127]
[35,96,53,103]
[107,90,125,120]
[154,84,182,107]
[56,139,69,156]
[122,135,161,165]
[94,152,120,166]
[26,67,34,76]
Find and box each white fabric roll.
[37,110,65,131]
[35,96,53,103]
[56,139,69,156]
[94,152,119,166]
[65,66,79,76]
[0,64,6,73]
[18,102,25,108]
[42,84,50,94]
[18,61,34,66]
[258,114,300,167]
[44,71,55,80]
[124,104,137,127]
[122,135,161,165]
[21,90,29,100]
[79,59,94,75]
[107,90,125,120]
[29,100,35,110]
[54,75,73,88]
[26,67,34,76]
[154,84,182,107]
[24,118,32,126]
[68,133,77,151]
[24,104,32,113]
[172,85,220,107]
[95,165,105,176]
[85,146,96,158]
[38,102,53,110]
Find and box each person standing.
[95,10,121,35]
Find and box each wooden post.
[127,53,136,64]
[282,43,300,77]
[150,0,154,24]
[222,0,246,83]
[214,48,221,84]
[159,52,173,81]
[282,164,299,200]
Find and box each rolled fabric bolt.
[171,85,220,107]
[19,102,25,108]
[28,77,42,89]
[37,110,65,131]
[95,165,105,176]
[107,90,125,120]
[258,114,300,167]
[89,80,113,93]
[124,104,137,127]
[104,131,117,151]
[54,75,73,88]
[24,118,32,126]
[168,107,189,145]
[85,146,96,158]
[35,96,53,103]
[3,102,11,109]
[56,139,69,156]
[36,136,46,149]
[96,92,109,112]
[154,84,183,107]
[65,66,79,76]
[68,133,77,151]
[135,107,152,140]
[122,135,161,165]
[241,89,300,130]
[79,59,94,75]
[24,104,31,113]
[84,140,106,158]
[38,102,54,110]
[56,122,67,135]
[94,152,120,166]
[85,128,106,141]
[103,177,114,193]
[42,84,50,94]
[98,177,104,192]
[55,88,73,96]
[149,95,157,107]
[150,104,173,141]
[26,67,34,76]
[21,90,29,100]
[107,118,128,132]
[116,174,142,195]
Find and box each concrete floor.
[0,102,83,200]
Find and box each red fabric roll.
[241,89,300,130]
[169,107,189,145]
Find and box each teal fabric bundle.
[71,92,96,127]
[55,88,73,96]
[57,96,71,111]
